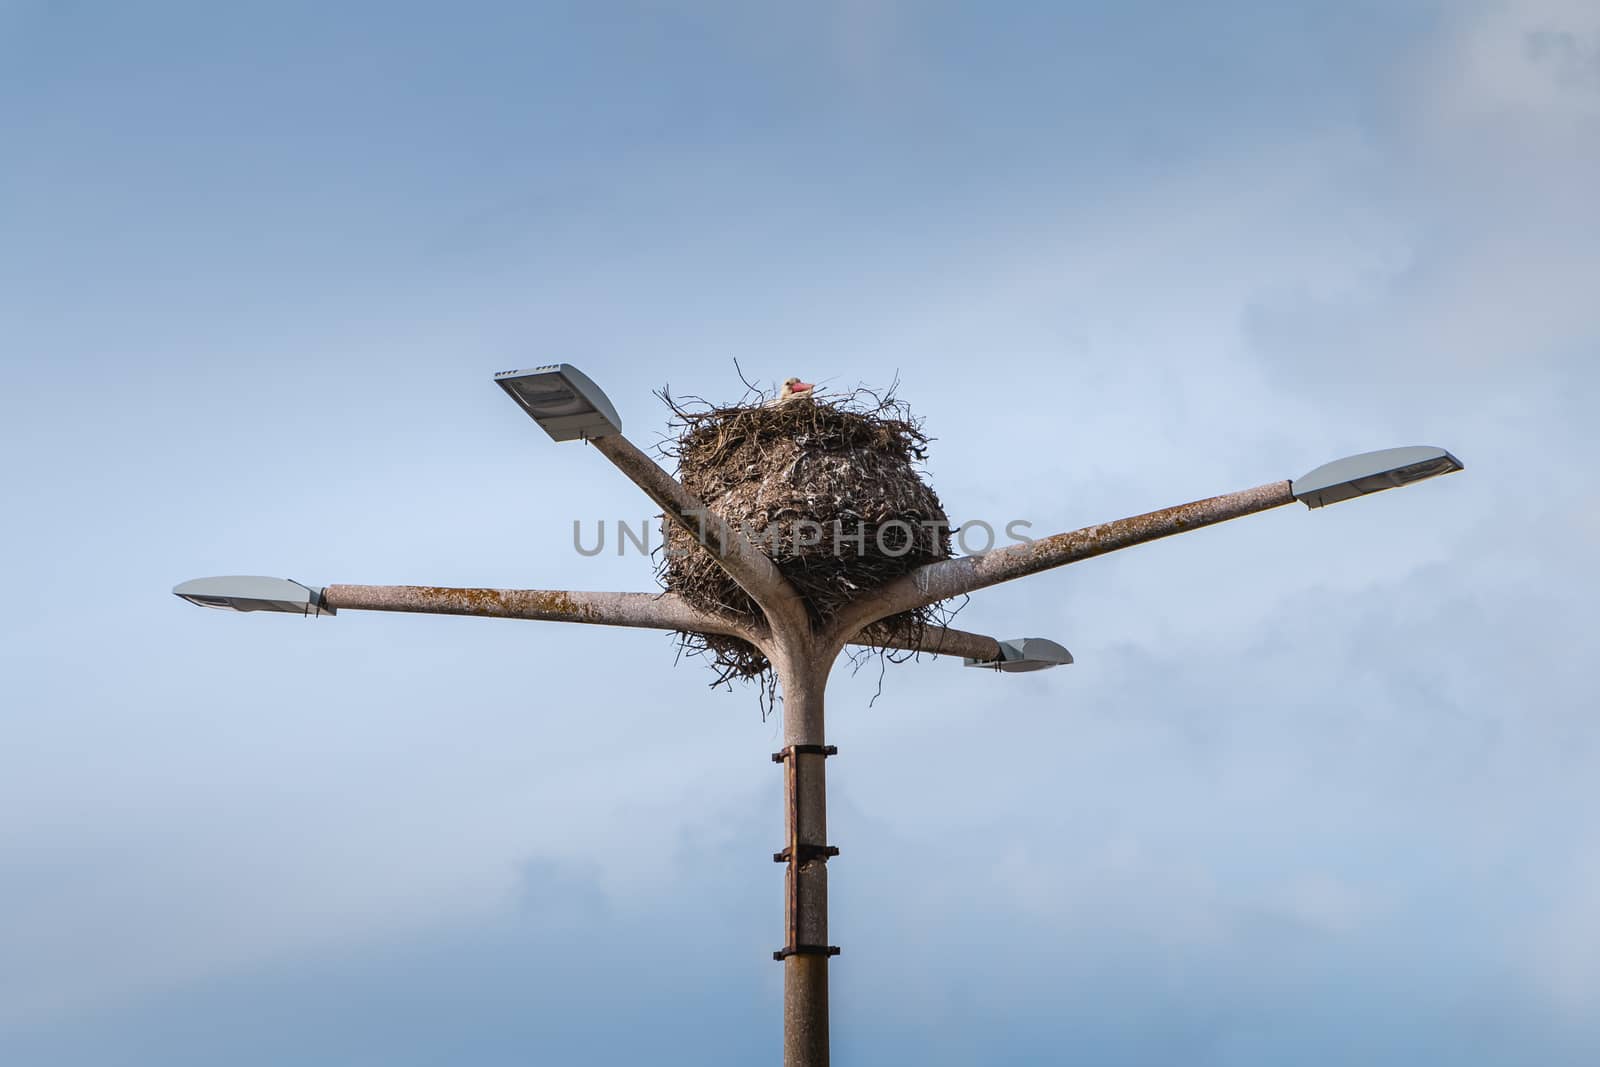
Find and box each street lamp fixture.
[494,363,623,441]
[964,637,1074,672]
[172,576,334,616]
[1293,446,1463,509]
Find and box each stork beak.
[794,381,815,392]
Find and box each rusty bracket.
[773,945,841,961]
[773,844,839,863]
[771,744,837,763]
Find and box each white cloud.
[1422,0,1600,129]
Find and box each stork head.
[782,377,815,395]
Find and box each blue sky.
[3,1,1598,1062]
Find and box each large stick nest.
[656,381,957,689]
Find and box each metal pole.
[771,646,836,1067]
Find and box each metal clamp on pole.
[770,744,837,763]
[773,844,839,863]
[773,945,841,961]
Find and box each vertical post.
[771,652,838,1067]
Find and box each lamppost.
[175,364,1462,1066]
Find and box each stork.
[773,377,816,405]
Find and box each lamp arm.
[321,584,1015,664]
[853,622,1002,662]
[825,480,1296,643]
[321,584,756,639]
[588,434,809,633]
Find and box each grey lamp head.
[964,637,1074,672]
[173,576,333,616]
[1292,446,1463,509]
[494,363,622,442]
